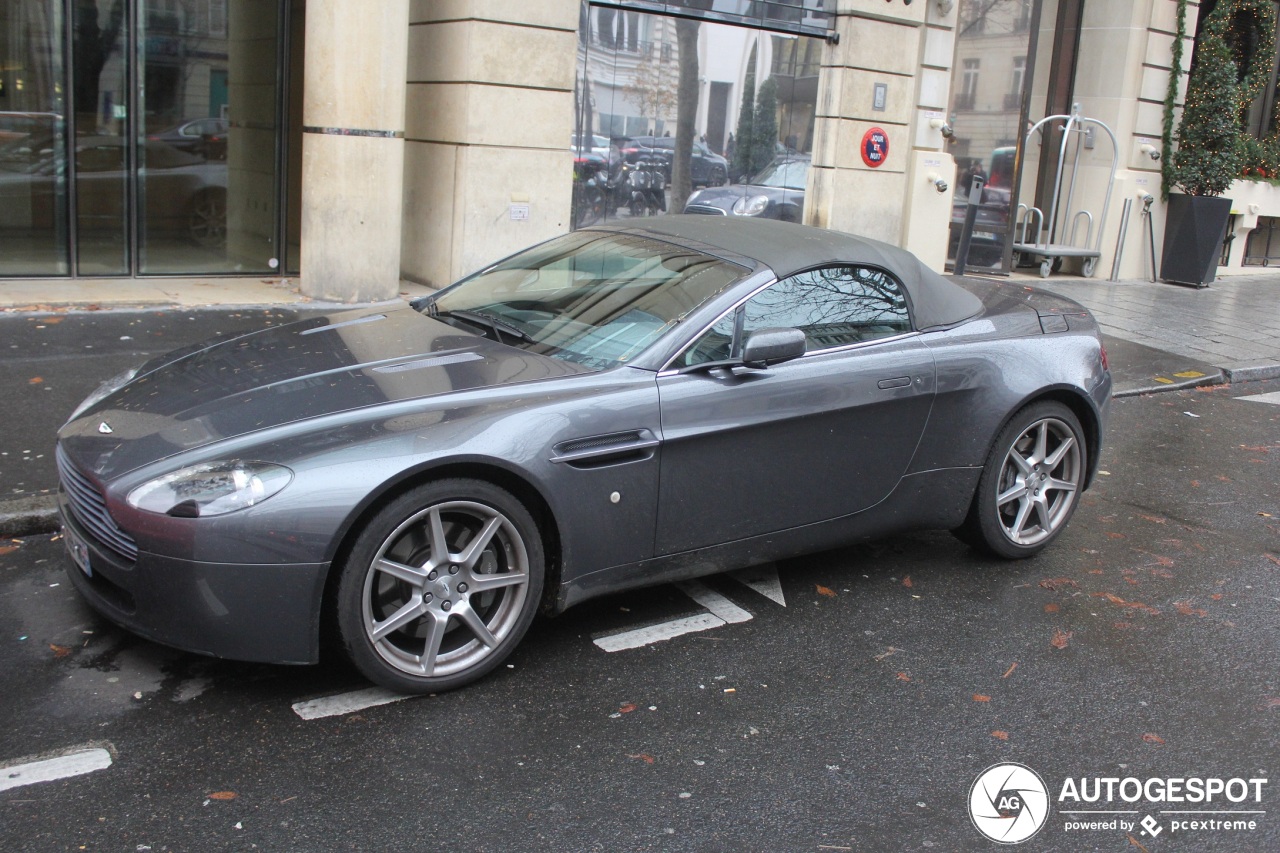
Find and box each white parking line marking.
[594,612,726,652]
[675,580,753,623]
[292,687,410,720]
[594,579,755,652]
[1236,390,1280,405]
[728,563,787,607]
[0,747,112,792]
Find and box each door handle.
[876,376,911,389]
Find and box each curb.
[0,496,58,538]
[1221,362,1280,383]
[1112,368,1226,398]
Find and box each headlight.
[127,461,293,518]
[732,194,770,216]
[68,366,140,421]
[686,189,703,206]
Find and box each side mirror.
[741,327,806,369]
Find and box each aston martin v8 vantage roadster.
[57,217,1111,693]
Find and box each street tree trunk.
[671,17,700,214]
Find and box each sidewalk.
[1,270,1278,537]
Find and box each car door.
[654,265,936,556]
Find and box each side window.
[740,266,911,350]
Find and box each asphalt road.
[1,379,1277,852]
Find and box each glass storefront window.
[0,0,69,275]
[945,0,1037,272]
[573,5,820,230]
[0,0,299,279]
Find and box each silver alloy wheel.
[995,416,1082,546]
[361,500,529,679]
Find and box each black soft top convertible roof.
[592,216,983,331]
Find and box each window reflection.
[946,0,1036,272]
[682,266,911,366]
[574,7,819,229]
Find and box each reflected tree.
[73,0,125,126]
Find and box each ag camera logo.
[970,763,1051,844]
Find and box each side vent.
[550,429,660,469]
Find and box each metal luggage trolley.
[1013,105,1118,278]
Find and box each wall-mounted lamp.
[926,172,949,193]
[936,0,955,14]
[1139,143,1160,162]
[929,117,954,139]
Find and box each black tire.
[955,401,1087,559]
[336,479,544,694]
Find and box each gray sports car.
[57,218,1111,693]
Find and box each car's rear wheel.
[336,479,544,693]
[956,401,1086,559]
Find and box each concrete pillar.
[808,0,951,263]
[401,1,579,288]
[300,0,410,302]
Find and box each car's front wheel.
[336,479,544,693]
[956,401,1086,559]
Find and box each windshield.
[751,158,809,190]
[425,231,748,370]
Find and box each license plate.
[63,524,92,577]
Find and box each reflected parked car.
[0,135,227,247]
[684,156,808,221]
[570,132,610,159]
[57,217,1110,695]
[616,135,728,187]
[148,118,228,160]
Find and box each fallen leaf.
[991,730,1009,741]
[1113,621,1135,630]
[0,545,18,557]
[1050,628,1073,649]
[626,753,655,764]
[1190,480,1200,488]
[896,672,911,682]
[28,377,43,385]
[1173,601,1207,617]
[49,644,71,659]
[1138,514,1167,525]
[973,694,991,703]
[1260,512,1274,518]
[1087,569,1104,575]
[1107,532,1127,539]
[1039,577,1078,591]
[1265,553,1280,566]
[1211,593,1223,600]
[1149,568,1174,579]
[1142,733,1165,745]
[1128,833,1151,853]
[1264,698,1280,709]
[874,646,901,661]
[1002,662,1018,679]
[618,703,637,714]
[816,584,836,598]
[208,791,238,800]
[902,576,913,588]
[1043,603,1060,613]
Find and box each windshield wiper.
[433,308,533,345]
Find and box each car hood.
[688,182,802,210]
[58,306,594,480]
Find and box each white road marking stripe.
[594,612,726,652]
[728,563,787,607]
[292,687,410,720]
[0,748,112,792]
[1236,390,1280,405]
[675,580,753,623]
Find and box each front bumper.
[59,492,329,665]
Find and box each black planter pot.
[1160,193,1232,287]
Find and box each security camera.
[926,172,949,193]
[1140,143,1160,162]
[1138,192,1154,206]
[929,117,955,139]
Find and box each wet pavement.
[0,379,1277,851]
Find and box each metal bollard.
[953,175,985,277]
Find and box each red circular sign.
[861,127,889,168]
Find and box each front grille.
[56,445,139,563]
[684,205,727,216]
